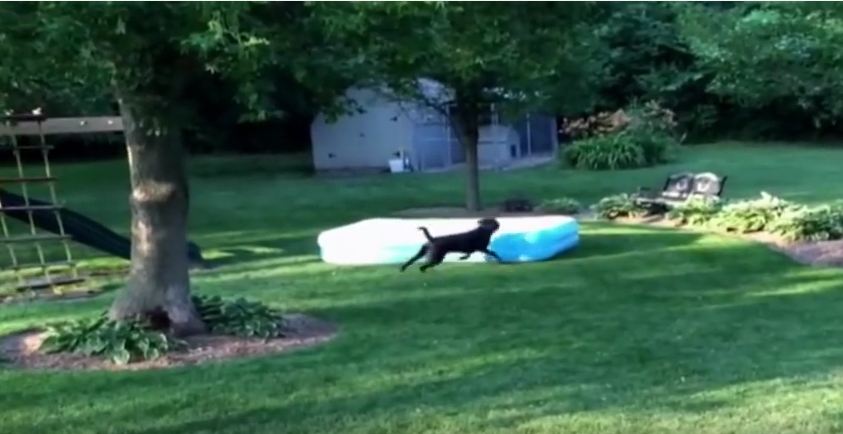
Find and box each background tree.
[594,3,718,134]
[677,2,843,134]
[315,2,605,210]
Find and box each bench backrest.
[660,172,695,200]
[658,172,727,201]
[690,172,727,198]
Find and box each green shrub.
[563,127,675,171]
[667,196,722,226]
[709,192,802,233]
[627,127,674,165]
[563,133,646,170]
[593,194,648,220]
[769,202,843,242]
[193,295,284,339]
[536,197,582,214]
[563,101,679,171]
[40,315,183,365]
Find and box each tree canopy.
[678,2,843,129]
[6,2,843,143]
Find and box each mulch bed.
[757,238,843,267]
[0,313,337,372]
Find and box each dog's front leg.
[459,253,471,260]
[482,248,504,263]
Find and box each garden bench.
[634,172,727,213]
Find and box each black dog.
[400,218,503,272]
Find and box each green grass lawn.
[3,143,843,433]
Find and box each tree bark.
[108,91,205,336]
[451,98,483,211]
[462,125,481,212]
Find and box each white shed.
[310,79,557,172]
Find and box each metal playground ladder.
[0,113,83,293]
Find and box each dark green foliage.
[39,315,183,365]
[676,3,843,138]
[593,194,648,220]
[536,197,582,215]
[5,1,843,157]
[588,2,843,140]
[597,4,703,111]
[667,197,722,226]
[769,203,843,242]
[193,295,284,339]
[708,193,801,234]
[594,3,724,137]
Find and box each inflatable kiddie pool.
[317,216,579,265]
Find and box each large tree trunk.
[108,92,205,336]
[462,125,481,212]
[451,97,483,211]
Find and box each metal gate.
[411,107,463,171]
[513,112,557,157]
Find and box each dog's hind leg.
[459,253,471,260]
[420,250,446,272]
[400,245,428,272]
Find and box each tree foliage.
[0,3,111,114]
[598,3,697,106]
[571,2,843,139]
[678,3,843,130]
[6,2,843,145]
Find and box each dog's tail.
[418,226,434,242]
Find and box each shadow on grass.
[203,234,319,269]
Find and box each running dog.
[400,218,502,272]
